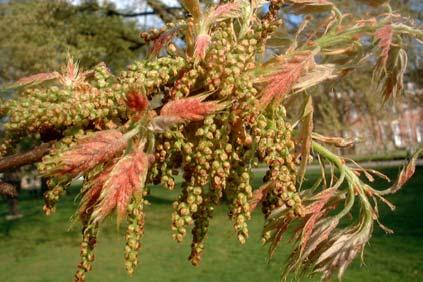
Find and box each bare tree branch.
[106,5,182,19]
[0,142,52,172]
[145,0,183,22]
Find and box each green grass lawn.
[0,167,422,282]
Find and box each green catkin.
[226,143,254,244]
[74,224,98,282]
[188,195,214,266]
[92,63,114,89]
[119,57,186,96]
[255,0,284,48]
[204,22,234,92]
[218,32,258,98]
[172,117,216,242]
[252,106,304,222]
[170,66,204,99]
[197,114,231,202]
[124,198,145,276]
[37,130,86,214]
[149,128,184,190]
[5,86,127,135]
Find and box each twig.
[0,142,53,172]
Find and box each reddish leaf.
[301,188,336,253]
[79,163,116,220]
[125,89,149,112]
[210,2,241,20]
[375,24,393,67]
[312,133,355,148]
[374,47,407,101]
[148,116,184,132]
[160,96,223,122]
[92,150,149,222]
[15,72,60,87]
[51,130,127,177]
[258,53,314,108]
[59,57,87,87]
[193,34,211,59]
[380,148,422,195]
[151,28,179,56]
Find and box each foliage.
[0,0,143,83]
[1,0,423,281]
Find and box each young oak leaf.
[377,147,422,195]
[300,188,337,254]
[258,53,315,108]
[10,56,90,89]
[297,95,313,187]
[209,2,242,21]
[79,162,116,222]
[47,130,127,177]
[314,221,372,280]
[374,46,407,101]
[375,24,394,67]
[125,89,149,112]
[193,34,212,59]
[149,95,225,131]
[151,28,180,56]
[312,132,355,148]
[14,72,60,88]
[160,95,225,121]
[293,64,339,94]
[91,150,149,223]
[193,1,243,59]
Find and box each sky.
[71,0,181,28]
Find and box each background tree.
[0,0,146,83]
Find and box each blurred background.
[0,1,422,281]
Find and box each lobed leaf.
[312,132,355,148]
[375,24,394,68]
[14,72,60,87]
[159,95,224,122]
[92,150,149,223]
[47,130,127,177]
[258,53,315,108]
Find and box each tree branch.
[0,142,52,172]
[146,0,183,22]
[106,6,182,18]
[76,1,183,23]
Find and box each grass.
[0,167,422,282]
